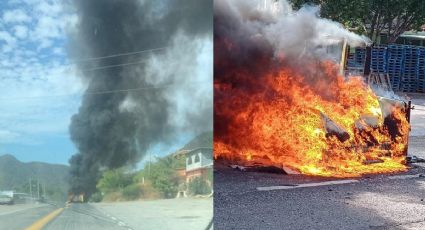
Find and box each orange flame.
[214,61,409,177]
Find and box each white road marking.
[257,179,359,191]
[257,174,425,191]
[388,174,424,180]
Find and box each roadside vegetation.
[89,132,213,202]
[291,0,425,43]
[90,155,212,202]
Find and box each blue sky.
[0,0,81,164]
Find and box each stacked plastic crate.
[354,47,366,67]
[417,48,425,92]
[370,46,387,74]
[347,47,365,68]
[387,44,404,91]
[400,46,418,92]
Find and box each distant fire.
[214,50,410,178]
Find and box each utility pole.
[29,178,32,199]
[148,152,151,176]
[37,179,40,200]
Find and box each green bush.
[96,169,133,193]
[145,157,181,198]
[122,184,141,200]
[188,177,211,195]
[89,192,103,203]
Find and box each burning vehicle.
[67,193,85,203]
[213,0,411,177]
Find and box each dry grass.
[101,182,161,202]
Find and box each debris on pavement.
[407,155,425,163]
[229,164,286,174]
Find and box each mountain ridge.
[0,154,69,200]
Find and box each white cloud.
[34,16,61,39]
[0,130,20,143]
[13,25,28,39]
[29,6,77,50]
[2,9,31,23]
[0,64,84,144]
[0,31,17,45]
[0,31,17,53]
[0,0,83,145]
[34,1,62,16]
[52,47,63,55]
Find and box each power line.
[0,46,212,74]
[67,46,168,64]
[0,47,163,73]
[80,60,148,72]
[0,81,211,101]
[0,59,150,78]
[76,45,211,72]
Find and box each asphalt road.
[92,198,213,230]
[44,203,128,230]
[48,199,213,230]
[48,198,213,230]
[0,199,212,230]
[214,95,425,230]
[0,203,55,230]
[409,94,425,160]
[214,163,425,230]
[0,203,128,230]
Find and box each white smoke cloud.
[216,0,371,60]
[144,32,213,131]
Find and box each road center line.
[256,179,359,191]
[24,207,64,230]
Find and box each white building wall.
[186,148,213,171]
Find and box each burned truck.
[67,192,85,203]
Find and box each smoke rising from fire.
[214,0,373,106]
[67,0,212,195]
[215,0,370,61]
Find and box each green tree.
[290,0,425,43]
[188,177,211,195]
[96,169,133,194]
[143,156,181,198]
[89,192,103,202]
[206,168,213,183]
[122,184,141,200]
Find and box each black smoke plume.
[67,0,212,196]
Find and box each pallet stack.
[400,46,418,92]
[346,44,425,93]
[347,47,366,68]
[417,48,425,92]
[387,44,405,91]
[354,47,366,66]
[370,46,388,74]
